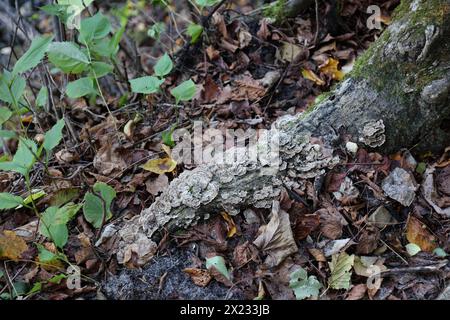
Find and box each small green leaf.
[0,138,37,176]
[406,243,421,256]
[416,162,426,174]
[27,282,42,295]
[20,189,47,208]
[47,42,89,74]
[187,23,203,44]
[0,71,26,105]
[0,130,16,139]
[0,193,24,210]
[36,87,48,108]
[195,0,220,7]
[328,252,354,290]
[79,12,111,44]
[170,79,197,104]
[48,274,67,284]
[162,126,176,147]
[154,53,173,78]
[36,243,65,268]
[83,193,104,228]
[43,118,65,153]
[147,22,165,40]
[433,247,447,257]
[66,77,95,98]
[13,35,54,75]
[130,76,164,94]
[206,256,231,281]
[0,107,13,125]
[41,4,73,25]
[83,182,116,228]
[39,203,82,248]
[89,61,114,78]
[49,188,80,207]
[289,267,322,300]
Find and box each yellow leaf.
[319,58,344,81]
[302,69,325,86]
[141,157,177,174]
[0,230,28,261]
[161,144,172,157]
[221,212,237,238]
[21,114,33,124]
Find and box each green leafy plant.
[194,0,221,8]
[13,35,54,75]
[39,203,82,248]
[170,79,197,104]
[205,256,232,281]
[130,53,173,94]
[42,8,127,100]
[289,267,322,300]
[148,22,166,40]
[187,23,203,44]
[0,193,24,210]
[83,182,116,228]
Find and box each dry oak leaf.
[253,201,298,268]
[406,216,437,252]
[231,75,267,101]
[316,205,346,240]
[233,241,258,267]
[183,268,212,287]
[0,230,28,261]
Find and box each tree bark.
[115,0,450,266]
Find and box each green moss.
[349,0,449,104]
[264,0,287,21]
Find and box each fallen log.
[115,0,450,266]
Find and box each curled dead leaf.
[253,201,298,268]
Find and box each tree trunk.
[115,0,450,266]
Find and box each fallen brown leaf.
[253,201,298,268]
[406,216,437,252]
[183,268,212,287]
[346,284,367,300]
[0,230,28,261]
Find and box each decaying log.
[116,0,450,266]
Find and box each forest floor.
[0,0,449,300]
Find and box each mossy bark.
[115,0,450,267]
